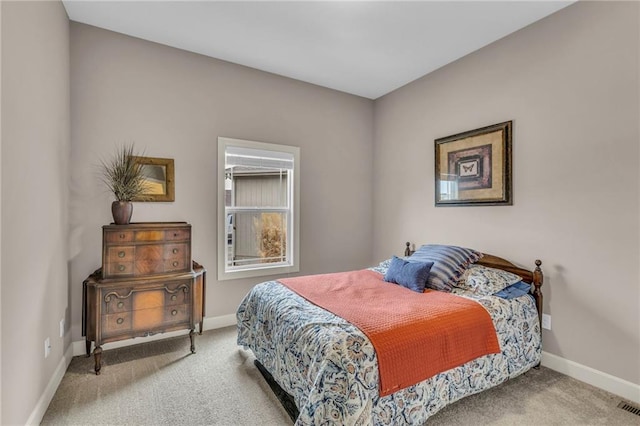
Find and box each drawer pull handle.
[173,261,179,267]
[172,248,179,254]
[118,251,126,258]
[119,233,126,239]
[116,318,124,325]
[118,265,126,272]
[117,302,124,308]
[171,310,178,316]
[171,295,177,301]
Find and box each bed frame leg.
[533,260,544,331]
[533,260,543,371]
[254,360,299,422]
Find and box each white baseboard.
[542,351,640,404]
[203,313,237,329]
[26,343,74,425]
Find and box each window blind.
[226,146,294,170]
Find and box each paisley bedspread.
[236,269,541,425]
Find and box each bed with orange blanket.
[237,247,543,425]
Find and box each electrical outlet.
[542,314,551,330]
[59,318,65,337]
[44,337,51,358]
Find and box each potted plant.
[100,143,147,225]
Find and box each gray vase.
[111,201,133,225]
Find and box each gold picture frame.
[435,121,512,206]
[132,156,175,202]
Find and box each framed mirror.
[132,156,175,202]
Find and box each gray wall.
[69,23,374,341]
[1,1,70,424]
[373,1,639,384]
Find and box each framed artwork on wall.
[132,156,175,202]
[435,121,512,206]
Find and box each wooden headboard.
[404,242,544,327]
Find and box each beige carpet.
[42,326,638,425]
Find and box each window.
[217,137,300,280]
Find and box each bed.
[237,243,544,425]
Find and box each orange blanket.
[279,269,501,396]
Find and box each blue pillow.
[493,281,532,299]
[384,256,434,293]
[409,244,483,292]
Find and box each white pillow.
[455,264,522,295]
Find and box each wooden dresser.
[82,222,206,375]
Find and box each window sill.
[217,263,300,281]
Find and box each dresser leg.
[93,346,103,375]
[189,329,196,354]
[85,339,92,357]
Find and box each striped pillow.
[408,244,483,292]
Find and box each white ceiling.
[62,1,574,99]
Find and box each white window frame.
[217,137,300,281]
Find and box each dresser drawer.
[165,229,190,241]
[135,230,165,242]
[128,303,191,333]
[164,304,189,323]
[102,311,132,337]
[164,243,187,259]
[107,262,134,276]
[105,230,134,243]
[103,288,134,314]
[107,246,134,262]
[165,281,190,306]
[164,258,188,272]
